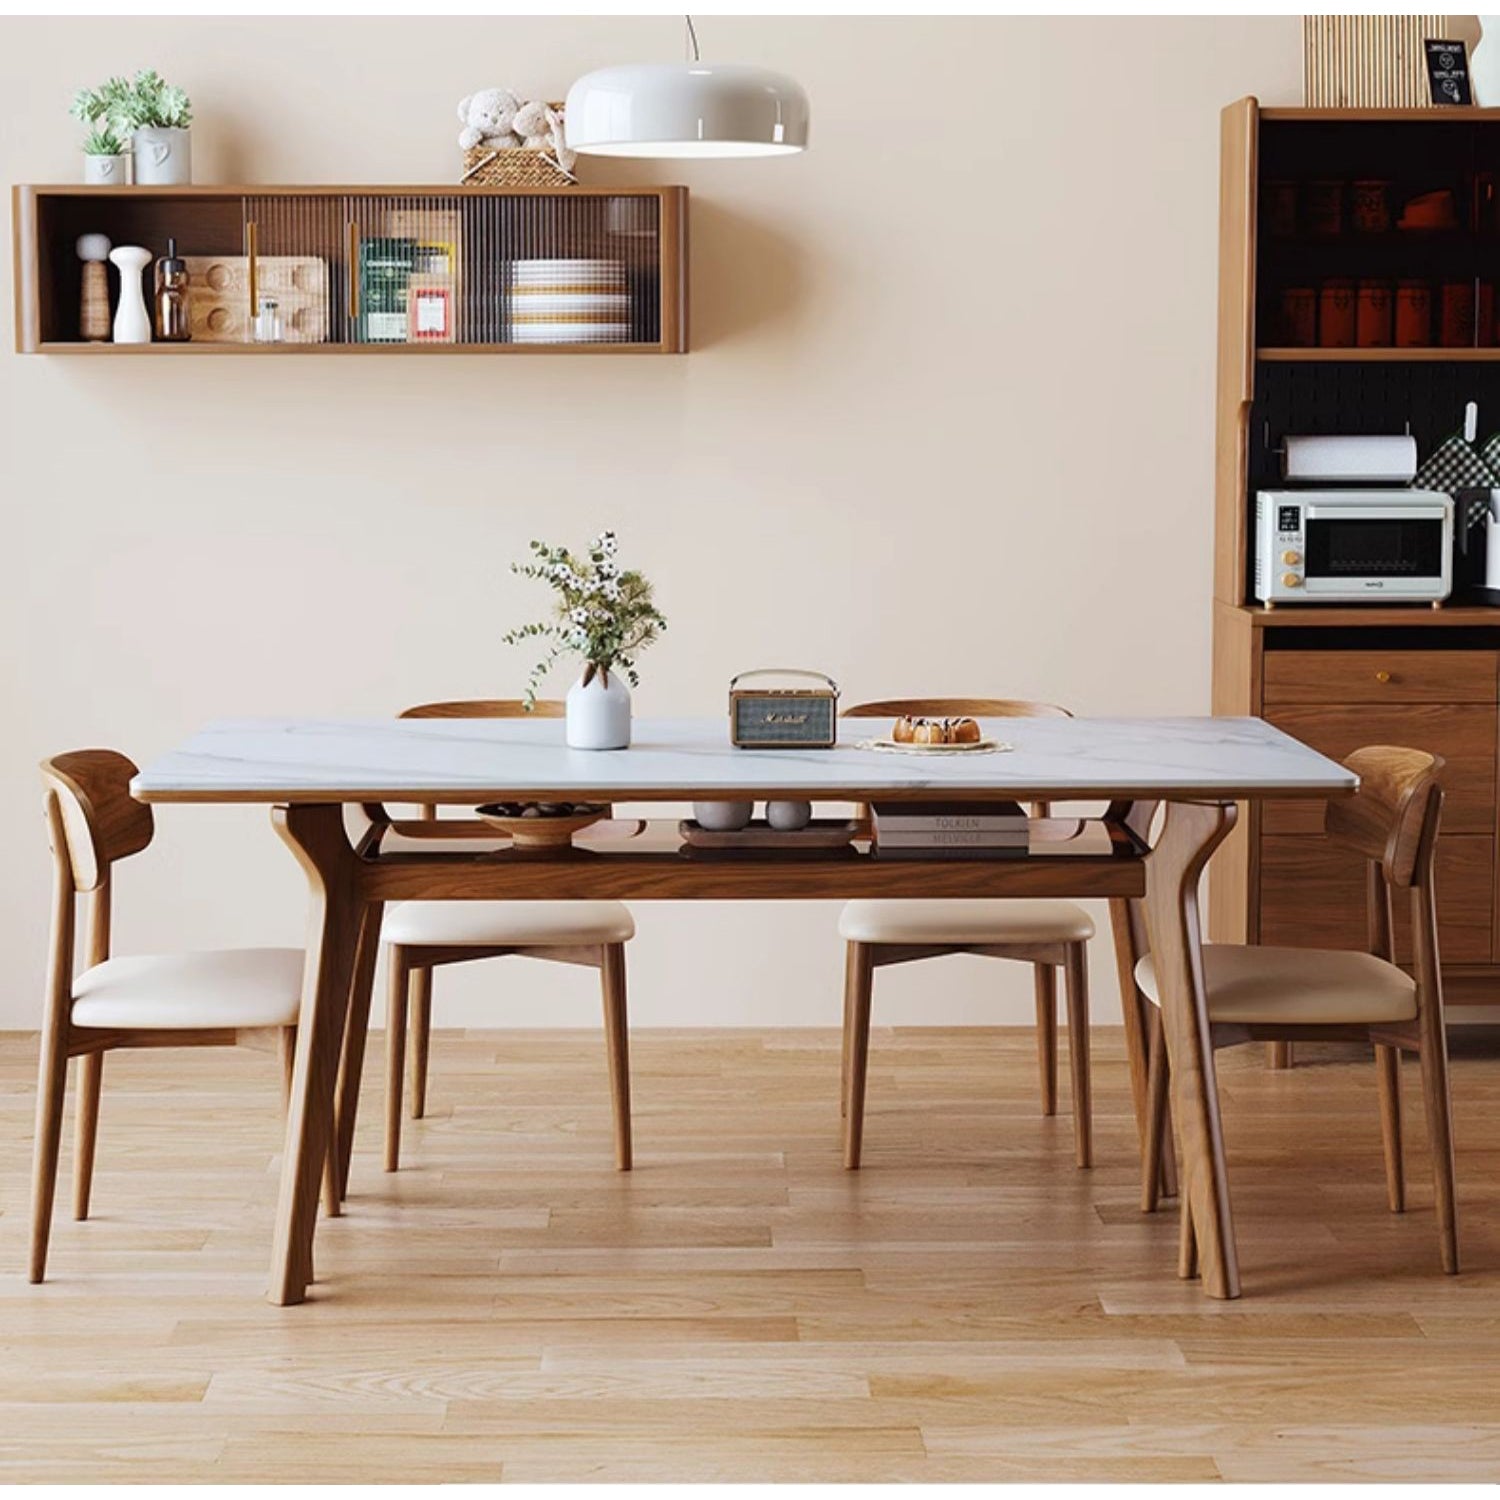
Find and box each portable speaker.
[728,669,839,749]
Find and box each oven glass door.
[1304,512,1444,582]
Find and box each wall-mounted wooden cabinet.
[1211,100,1500,1009]
[12,184,687,354]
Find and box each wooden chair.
[839,698,1095,1170]
[30,751,303,1284]
[1137,746,1459,1275]
[378,700,633,1173]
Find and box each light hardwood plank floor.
[0,1024,1497,1482]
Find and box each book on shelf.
[875,828,1029,849]
[870,799,1030,833]
[874,843,1030,860]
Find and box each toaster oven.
[1254,489,1453,605]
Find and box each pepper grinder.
[154,237,192,342]
[76,233,112,341]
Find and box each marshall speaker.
[729,669,839,749]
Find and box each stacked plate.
[508,259,632,344]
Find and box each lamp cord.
[685,14,701,62]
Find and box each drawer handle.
[1374,670,1392,684]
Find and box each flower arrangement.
[71,69,193,140]
[503,532,667,708]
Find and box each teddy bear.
[457,88,521,151]
[512,100,577,173]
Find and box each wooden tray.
[678,818,859,850]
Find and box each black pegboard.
[1245,361,1500,602]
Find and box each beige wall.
[0,16,1303,1031]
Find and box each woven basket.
[460,104,576,187]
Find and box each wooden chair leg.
[1063,945,1092,1169]
[1416,1034,1459,1274]
[600,943,633,1171]
[384,947,410,1173]
[1142,1011,1170,1214]
[1375,1042,1405,1214]
[72,1051,104,1222]
[28,1029,70,1284]
[1178,1193,1199,1280]
[279,1026,297,1114]
[1268,1041,1292,1070]
[842,942,874,1169]
[1033,962,1057,1117]
[408,965,433,1121]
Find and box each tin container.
[1440,281,1476,347]
[1356,279,1393,346]
[1395,280,1433,347]
[1318,279,1357,346]
[1280,286,1317,347]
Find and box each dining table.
[131,713,1355,1307]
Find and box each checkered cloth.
[1479,433,1500,476]
[1414,434,1500,496]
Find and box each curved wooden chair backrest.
[401,699,563,719]
[40,750,153,894]
[395,699,571,826]
[843,697,1072,720]
[1326,746,1444,891]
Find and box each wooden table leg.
[269,803,363,1306]
[1109,893,1177,1202]
[1142,798,1240,1300]
[326,899,384,1210]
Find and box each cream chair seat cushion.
[838,899,1094,946]
[71,948,304,1031]
[383,900,635,947]
[1135,943,1417,1025]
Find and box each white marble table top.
[132,715,1355,805]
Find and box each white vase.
[566,666,631,750]
[83,153,129,185]
[108,245,153,344]
[132,126,192,185]
[1473,19,1500,105]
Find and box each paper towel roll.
[1283,434,1418,484]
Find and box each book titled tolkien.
[871,800,1030,857]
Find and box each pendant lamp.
[565,17,808,159]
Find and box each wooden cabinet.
[1209,100,1500,1004]
[12,185,688,354]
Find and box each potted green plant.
[78,123,129,185]
[72,70,194,187]
[503,531,667,750]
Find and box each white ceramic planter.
[84,153,129,185]
[108,245,153,344]
[132,126,192,185]
[1473,19,1500,105]
[566,667,631,750]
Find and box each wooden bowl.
[475,802,606,849]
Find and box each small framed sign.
[1425,39,1472,106]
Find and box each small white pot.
[132,126,192,185]
[84,153,129,185]
[566,666,631,750]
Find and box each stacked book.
[871,800,1030,859]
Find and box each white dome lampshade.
[564,62,809,159]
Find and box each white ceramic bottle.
[108,245,153,344]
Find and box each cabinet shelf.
[13,184,688,354]
[1258,347,1500,361]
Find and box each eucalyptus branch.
[503,531,667,709]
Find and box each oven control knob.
[1282,550,1302,566]
[1282,573,1302,589]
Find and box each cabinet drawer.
[1258,833,1493,963]
[1264,704,1496,834]
[1263,650,1499,705]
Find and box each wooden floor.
[1,1024,1498,1483]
